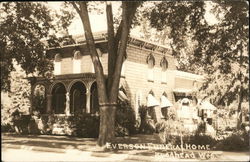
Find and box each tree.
[143,1,249,128]
[1,1,142,146]
[0,2,74,92]
[1,61,31,127]
[70,1,141,146]
[198,1,249,128]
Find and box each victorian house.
[28,32,204,134]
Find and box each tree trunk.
[97,104,116,146]
[72,1,140,146]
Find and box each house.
[27,32,204,134]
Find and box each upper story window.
[160,56,168,83]
[73,50,81,74]
[146,53,155,82]
[54,53,62,75]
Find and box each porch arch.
[67,79,87,93]
[69,81,87,114]
[51,82,66,114]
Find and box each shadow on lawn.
[2,133,158,156]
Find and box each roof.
[47,31,172,55]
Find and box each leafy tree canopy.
[139,1,249,106]
[0,2,74,92]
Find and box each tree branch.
[71,2,81,15]
[106,2,116,96]
[109,2,139,102]
[78,2,108,103]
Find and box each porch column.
[46,94,52,114]
[65,92,70,115]
[86,88,91,113]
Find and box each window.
[54,53,62,75]
[73,50,81,73]
[146,53,155,81]
[160,57,168,83]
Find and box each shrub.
[66,113,100,138]
[215,130,249,151]
[154,119,190,144]
[10,109,31,134]
[1,123,14,132]
[138,105,156,134]
[115,100,137,136]
[188,134,217,148]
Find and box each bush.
[215,130,249,151]
[1,123,14,132]
[188,133,217,148]
[155,120,189,144]
[71,114,100,138]
[115,100,137,136]
[138,105,156,134]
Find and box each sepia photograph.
[1,1,249,161]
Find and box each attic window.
[146,53,155,68]
[73,50,81,73]
[54,53,62,62]
[147,53,155,81]
[160,57,168,71]
[160,57,168,83]
[73,50,81,60]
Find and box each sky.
[47,1,220,38]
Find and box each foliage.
[138,105,156,134]
[70,114,100,138]
[215,130,249,151]
[0,2,75,92]
[30,113,100,138]
[33,85,46,114]
[10,109,32,134]
[1,62,31,130]
[195,121,206,134]
[188,133,217,148]
[140,1,249,110]
[155,119,191,145]
[115,100,137,136]
[1,123,14,132]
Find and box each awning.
[147,94,160,107]
[160,95,173,108]
[173,88,193,94]
[200,100,217,110]
[118,90,128,102]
